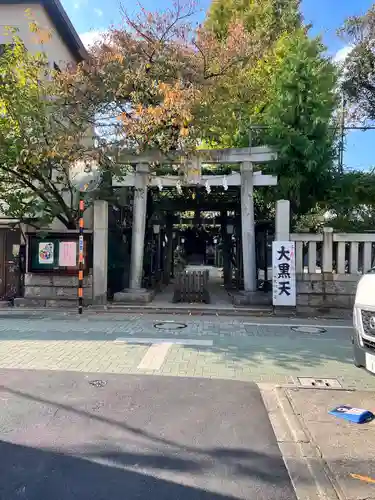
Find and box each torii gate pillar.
[240,162,257,292]
[129,163,149,289]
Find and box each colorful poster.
[272,241,296,306]
[38,242,54,264]
[58,241,77,267]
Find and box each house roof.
[0,0,88,62]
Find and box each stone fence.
[291,227,375,312]
[15,273,93,308]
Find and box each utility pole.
[339,93,346,174]
[248,124,268,149]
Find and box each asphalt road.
[0,370,296,500]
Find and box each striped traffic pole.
[78,195,84,314]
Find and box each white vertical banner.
[272,241,296,306]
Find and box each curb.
[0,305,353,321]
[259,384,344,500]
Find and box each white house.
[0,0,92,231]
[0,0,87,65]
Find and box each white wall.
[0,3,94,231]
[0,3,76,66]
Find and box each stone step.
[106,303,274,316]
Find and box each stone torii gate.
[111,146,278,301]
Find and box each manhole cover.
[89,380,107,388]
[298,377,342,388]
[291,326,327,334]
[154,321,187,331]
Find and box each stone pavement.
[0,311,372,389]
[0,370,297,500]
[0,311,374,499]
[264,386,375,500]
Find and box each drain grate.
[154,321,187,331]
[298,377,342,388]
[89,380,107,388]
[291,326,327,334]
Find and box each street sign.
[272,241,296,306]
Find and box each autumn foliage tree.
[60,1,260,154]
[0,3,257,228]
[0,2,339,231]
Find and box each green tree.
[200,23,338,224]
[261,31,338,218]
[309,5,375,233]
[200,0,302,145]
[324,170,375,232]
[205,0,301,45]
[339,5,375,121]
[202,1,339,227]
[0,28,99,229]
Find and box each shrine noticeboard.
[272,241,296,306]
[28,233,92,274]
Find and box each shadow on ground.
[186,340,353,371]
[0,373,298,499]
[3,375,371,500]
[0,440,240,500]
[0,383,292,477]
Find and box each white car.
[353,269,375,374]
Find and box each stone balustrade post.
[275,200,290,241]
[322,227,333,273]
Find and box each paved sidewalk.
[2,312,375,499]
[283,387,375,500]
[0,313,373,389]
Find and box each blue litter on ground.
[329,405,374,424]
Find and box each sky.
[61,0,375,171]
